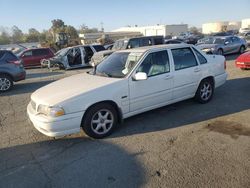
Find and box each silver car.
[196,36,247,55]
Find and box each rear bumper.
[27,103,84,137]
[214,72,227,88]
[13,70,26,82]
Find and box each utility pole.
[100,22,104,33]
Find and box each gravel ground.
[0,52,250,188]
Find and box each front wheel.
[195,79,214,104]
[239,46,245,54]
[82,103,118,139]
[217,49,223,56]
[0,74,13,92]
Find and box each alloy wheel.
[91,109,114,135]
[200,82,212,101]
[0,77,11,91]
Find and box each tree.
[11,25,24,43]
[65,25,78,39]
[189,27,200,35]
[24,28,40,42]
[0,31,11,45]
[51,19,65,29]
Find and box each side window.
[33,49,48,56]
[153,37,163,45]
[93,45,105,52]
[137,50,170,77]
[23,51,32,57]
[84,46,94,56]
[192,48,207,64]
[171,48,198,70]
[140,38,152,46]
[127,39,140,49]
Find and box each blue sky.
[0,0,249,33]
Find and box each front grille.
[30,100,36,111]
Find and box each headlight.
[37,105,65,117]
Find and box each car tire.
[239,45,245,54]
[195,79,214,104]
[58,63,65,70]
[82,103,118,139]
[0,74,13,92]
[217,49,223,56]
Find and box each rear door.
[170,47,201,100]
[21,50,34,67]
[83,46,94,64]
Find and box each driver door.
[129,50,173,112]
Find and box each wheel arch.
[81,100,123,126]
[0,72,14,81]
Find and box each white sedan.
[27,44,227,138]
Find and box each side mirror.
[224,41,229,45]
[133,72,147,81]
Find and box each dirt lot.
[0,53,250,188]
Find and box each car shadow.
[0,80,55,96]
[0,138,145,187]
[26,72,63,79]
[111,77,250,138]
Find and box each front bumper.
[27,103,84,137]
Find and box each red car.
[235,51,250,69]
[18,48,54,67]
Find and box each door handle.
[164,75,173,80]
[194,68,201,72]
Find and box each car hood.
[31,73,121,106]
[196,44,218,49]
[236,51,250,62]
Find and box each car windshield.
[95,51,143,78]
[112,40,129,50]
[55,48,68,57]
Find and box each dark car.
[91,36,164,66]
[18,48,54,68]
[164,39,184,44]
[0,50,26,92]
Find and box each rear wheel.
[217,48,223,55]
[82,103,118,139]
[195,79,214,103]
[0,74,13,92]
[239,45,245,54]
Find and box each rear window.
[0,51,5,59]
[1,51,18,61]
[93,45,105,52]
[192,48,207,64]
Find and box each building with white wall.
[112,24,188,37]
[241,18,250,28]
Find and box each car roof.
[118,44,192,53]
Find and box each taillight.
[8,60,21,65]
[224,61,226,70]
